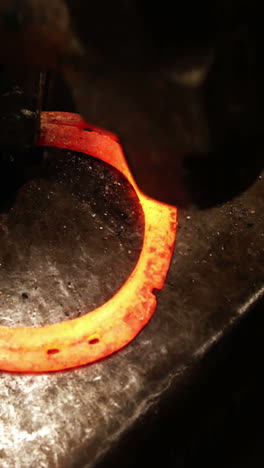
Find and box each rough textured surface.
[0,155,263,467]
[0,148,144,326]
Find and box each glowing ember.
[0,112,177,372]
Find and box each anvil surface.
[0,147,263,468]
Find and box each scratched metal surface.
[0,148,144,326]
[0,156,263,467]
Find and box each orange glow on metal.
[0,112,177,372]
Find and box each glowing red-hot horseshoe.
[0,112,177,372]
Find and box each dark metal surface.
[0,148,144,326]
[0,66,46,221]
[0,146,263,466]
[0,67,44,149]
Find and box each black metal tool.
[0,67,46,210]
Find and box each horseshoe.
[0,112,177,372]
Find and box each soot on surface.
[0,148,144,326]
